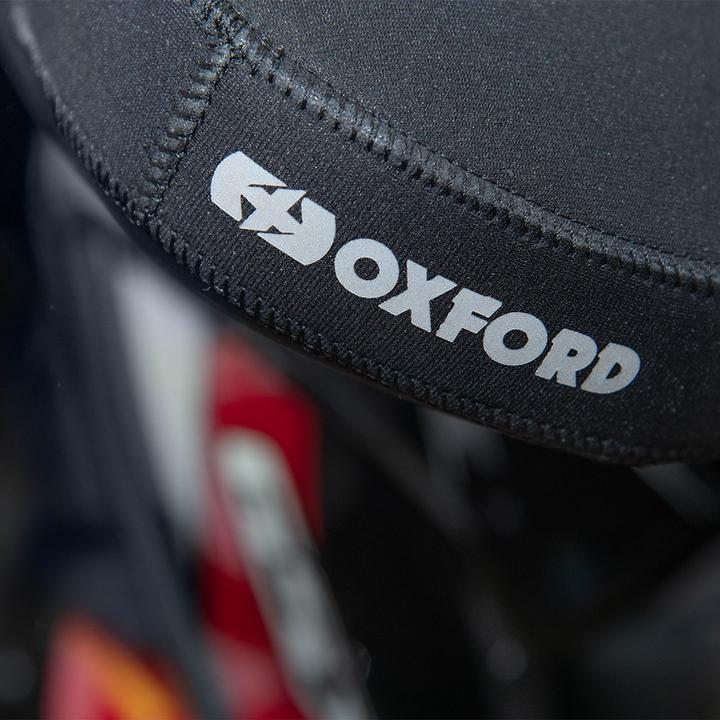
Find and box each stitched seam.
[181,0,720,298]
[217,0,720,271]
[10,2,717,464]
[135,6,233,221]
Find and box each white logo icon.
[211,151,336,265]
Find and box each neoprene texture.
[234,0,720,264]
[1,0,718,464]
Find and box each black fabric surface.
[8,1,206,190]
[1,0,718,464]
[234,0,720,265]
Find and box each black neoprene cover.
[1,0,719,464]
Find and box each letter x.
[379,260,456,331]
[240,186,306,234]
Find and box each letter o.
[334,238,400,298]
[483,312,548,366]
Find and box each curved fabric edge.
[2,0,719,465]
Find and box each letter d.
[581,343,640,394]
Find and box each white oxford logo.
[211,151,640,394]
[211,151,335,265]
